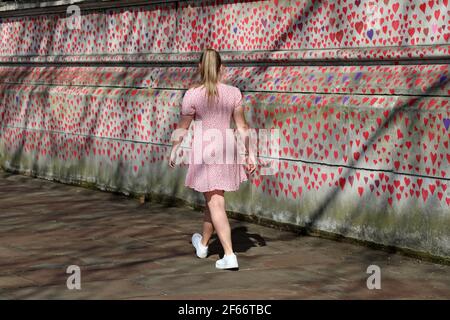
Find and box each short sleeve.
[234,88,243,109]
[181,89,195,116]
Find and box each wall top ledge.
[0,0,173,16]
[0,0,85,13]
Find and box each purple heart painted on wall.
[444,118,450,131]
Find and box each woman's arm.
[169,88,196,168]
[168,114,194,168]
[233,104,256,174]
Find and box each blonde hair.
[192,48,222,106]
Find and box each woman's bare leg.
[201,200,214,247]
[204,190,233,256]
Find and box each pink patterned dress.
[180,82,248,193]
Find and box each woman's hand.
[245,153,257,174]
[168,145,179,168]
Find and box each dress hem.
[185,176,248,193]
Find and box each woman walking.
[168,48,255,270]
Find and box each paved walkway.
[0,171,449,299]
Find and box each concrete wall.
[0,0,449,259]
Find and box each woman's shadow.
[208,226,266,256]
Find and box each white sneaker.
[191,233,208,258]
[215,253,239,270]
